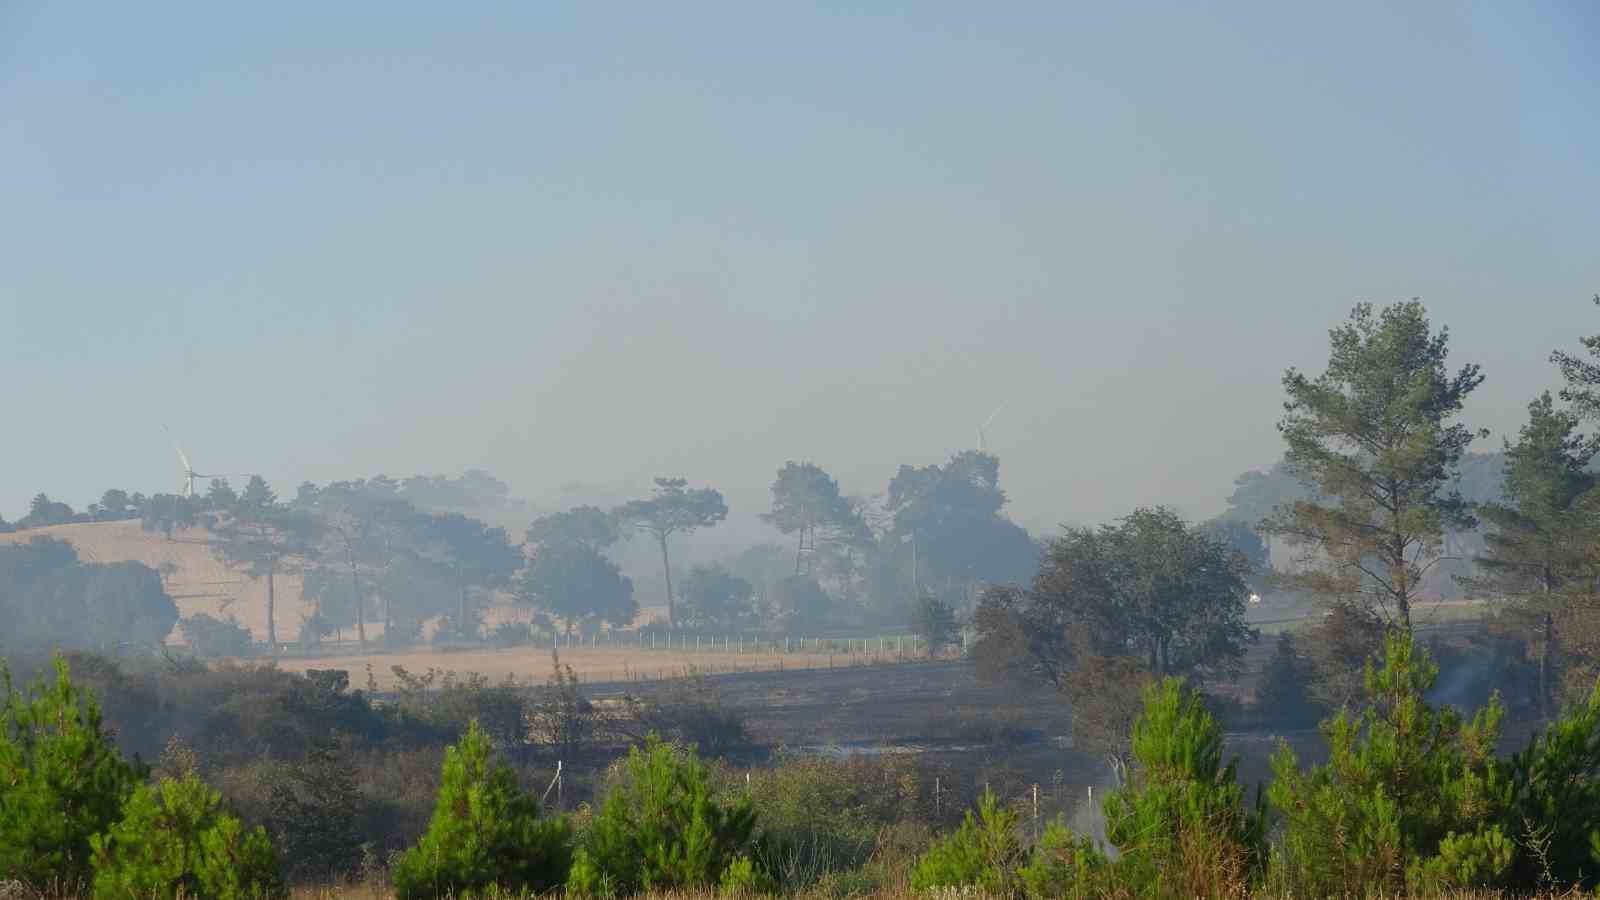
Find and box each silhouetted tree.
[209,485,322,654]
[515,541,636,634]
[678,564,756,630]
[1468,393,1600,710]
[614,478,728,626]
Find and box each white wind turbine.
[978,402,1007,454]
[165,427,247,498]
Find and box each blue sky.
[3,1,1598,532]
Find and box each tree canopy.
[614,478,728,626]
[1265,301,1485,632]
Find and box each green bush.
[0,656,145,889]
[908,789,1026,897]
[88,772,283,900]
[739,755,930,886]
[1102,677,1265,898]
[390,720,572,900]
[570,734,760,896]
[1268,632,1512,896]
[1500,678,1600,889]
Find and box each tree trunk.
[795,526,806,576]
[351,553,366,648]
[1541,566,1555,715]
[658,532,675,627]
[266,567,278,656]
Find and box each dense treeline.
[2,448,1045,659]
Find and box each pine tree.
[266,737,363,881]
[1266,301,1485,633]
[391,720,571,900]
[1470,392,1600,711]
[568,734,760,895]
[0,657,144,889]
[89,772,283,900]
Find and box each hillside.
[0,520,671,647]
[0,520,309,644]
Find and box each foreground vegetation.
[5,628,1600,899]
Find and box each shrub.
[1102,678,1265,898]
[622,672,750,758]
[529,650,596,758]
[388,667,527,747]
[1016,822,1108,900]
[909,789,1026,897]
[1500,678,1600,890]
[88,772,284,900]
[1253,631,1323,728]
[265,738,363,882]
[390,720,571,900]
[491,621,535,648]
[0,657,145,890]
[570,734,759,896]
[181,614,254,658]
[740,755,931,886]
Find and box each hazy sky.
[4,1,1598,534]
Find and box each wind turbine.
[164,426,247,498]
[978,402,1007,454]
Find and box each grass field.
[271,643,931,690]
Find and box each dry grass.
[0,520,307,642]
[272,644,919,689]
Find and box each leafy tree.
[140,493,199,540]
[977,507,1253,682]
[266,738,363,882]
[208,488,321,654]
[771,573,832,630]
[0,657,145,889]
[1200,517,1270,594]
[20,492,76,528]
[98,489,133,519]
[0,538,178,653]
[1469,393,1600,711]
[569,734,759,895]
[1266,301,1485,632]
[886,451,1039,603]
[236,475,276,511]
[525,505,619,554]
[179,614,253,658]
[515,541,637,634]
[764,462,868,575]
[678,564,757,630]
[89,772,284,900]
[79,560,180,649]
[204,478,238,510]
[911,592,958,655]
[414,512,522,641]
[391,721,572,899]
[614,478,728,626]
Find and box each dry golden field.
[271,642,920,689]
[0,520,310,643]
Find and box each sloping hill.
[0,520,309,644]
